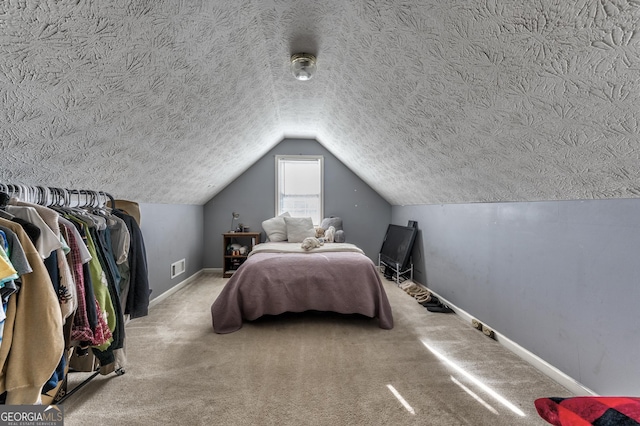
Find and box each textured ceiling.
[2,0,640,205]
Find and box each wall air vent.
[171,259,186,279]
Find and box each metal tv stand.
[378,254,413,285]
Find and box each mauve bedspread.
[211,243,394,334]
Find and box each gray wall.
[392,199,640,396]
[203,138,392,267]
[139,203,204,300]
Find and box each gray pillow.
[321,216,343,231]
[334,230,345,243]
[284,216,315,243]
[262,212,291,242]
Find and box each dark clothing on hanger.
[113,210,149,319]
[10,218,40,246]
[89,227,125,367]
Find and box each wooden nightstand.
[222,232,260,278]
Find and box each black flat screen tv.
[379,224,418,271]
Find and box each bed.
[211,242,394,334]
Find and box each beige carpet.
[63,272,570,425]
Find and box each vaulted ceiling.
[2,1,640,205]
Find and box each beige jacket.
[0,218,64,404]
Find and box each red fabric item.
[535,396,640,426]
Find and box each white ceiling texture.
[2,1,640,205]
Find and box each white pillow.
[283,216,315,243]
[262,212,291,242]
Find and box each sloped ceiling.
[2,1,640,205]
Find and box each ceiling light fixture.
[290,53,316,81]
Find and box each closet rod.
[0,184,116,209]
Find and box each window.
[275,155,323,225]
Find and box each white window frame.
[275,155,324,225]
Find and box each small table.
[222,232,261,277]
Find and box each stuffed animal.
[314,227,325,238]
[324,226,336,243]
[301,236,324,251]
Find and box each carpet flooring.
[62,272,570,425]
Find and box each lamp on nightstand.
[230,212,240,232]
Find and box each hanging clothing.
[113,210,149,318]
[61,222,96,344]
[0,187,150,404]
[0,245,18,329]
[0,250,16,283]
[7,204,77,319]
[64,215,114,349]
[0,218,64,405]
[82,222,116,350]
[108,214,130,266]
[0,229,28,297]
[6,206,62,259]
[0,227,31,344]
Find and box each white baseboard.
[148,270,205,308]
[148,268,223,308]
[426,288,597,396]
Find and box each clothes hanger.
[25,185,35,203]
[37,186,49,206]
[20,184,29,202]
